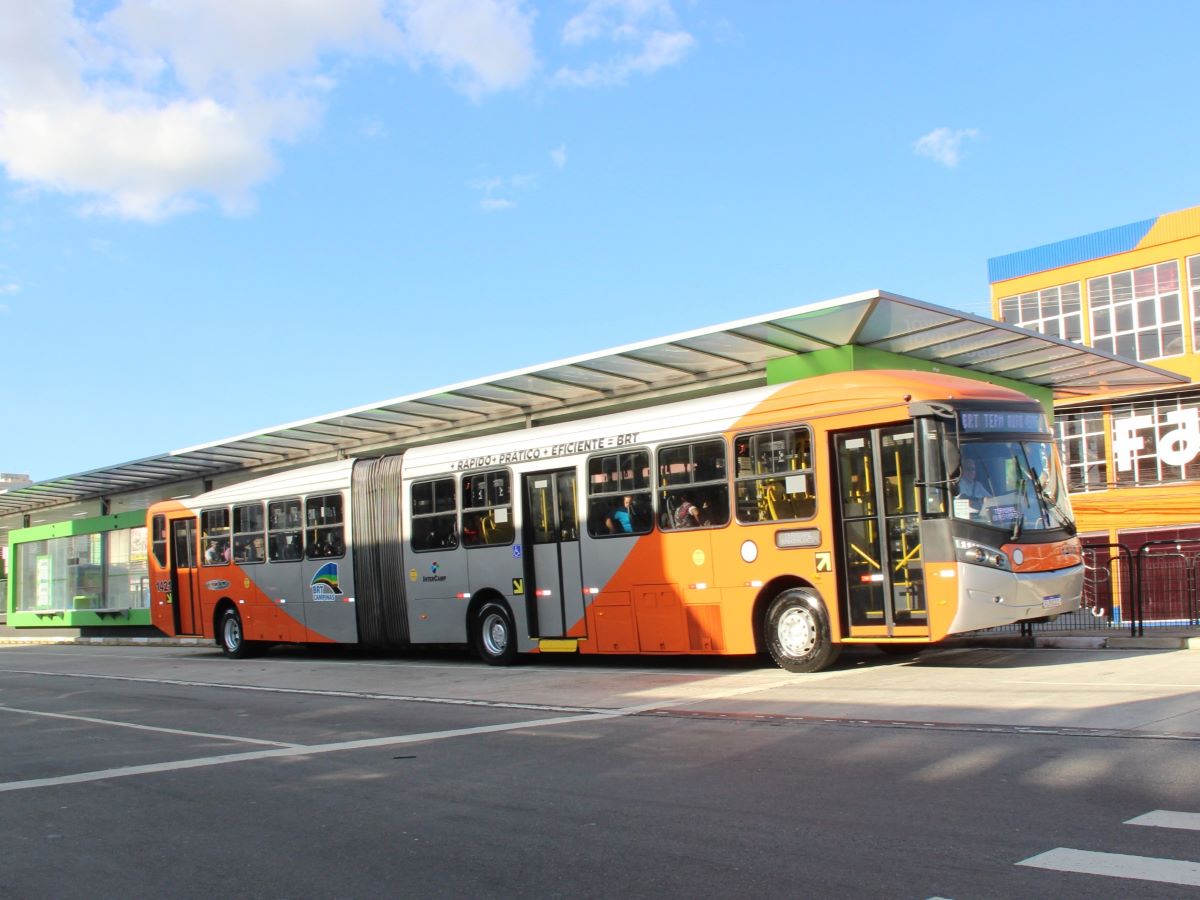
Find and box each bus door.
[834,426,928,636]
[169,517,202,635]
[521,468,586,639]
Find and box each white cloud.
[554,0,693,87]
[469,172,535,211]
[914,127,981,168]
[0,282,18,294]
[550,143,567,169]
[400,0,537,98]
[0,0,537,221]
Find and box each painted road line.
[1018,848,1200,887]
[0,705,300,747]
[0,709,617,794]
[1126,810,1200,831]
[0,673,801,794]
[0,668,609,714]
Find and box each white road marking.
[0,667,801,794]
[1126,810,1200,831]
[1018,848,1200,887]
[0,668,609,713]
[0,705,300,747]
[0,709,618,793]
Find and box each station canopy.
[1,289,1187,517]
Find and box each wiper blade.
[1016,446,1076,535]
[1010,453,1026,541]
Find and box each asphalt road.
[1,644,1198,899]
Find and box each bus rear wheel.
[219,607,257,659]
[764,588,840,673]
[473,601,518,666]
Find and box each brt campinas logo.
[311,563,342,601]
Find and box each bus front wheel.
[219,608,256,659]
[764,588,840,673]
[473,601,518,666]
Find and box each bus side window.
[268,498,304,561]
[151,514,168,567]
[200,507,230,565]
[733,427,816,523]
[586,449,653,537]
[657,438,730,530]
[461,470,513,547]
[306,493,345,558]
[412,478,459,551]
[232,502,265,564]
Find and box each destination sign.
[959,411,1046,434]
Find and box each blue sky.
[2,1,1198,483]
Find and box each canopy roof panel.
[1,290,1186,517]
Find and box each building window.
[105,528,149,608]
[13,526,147,612]
[1055,410,1108,493]
[1189,255,1200,354]
[1088,261,1182,361]
[586,450,653,537]
[411,478,459,551]
[998,283,1083,342]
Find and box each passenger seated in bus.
[606,496,634,533]
[235,539,259,564]
[673,498,701,529]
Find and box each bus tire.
[219,607,256,659]
[764,588,840,673]
[473,601,518,666]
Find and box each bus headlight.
[955,540,1011,571]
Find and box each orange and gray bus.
[147,369,1082,672]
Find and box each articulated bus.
[147,370,1083,672]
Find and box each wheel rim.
[481,612,508,656]
[777,606,816,657]
[224,614,241,650]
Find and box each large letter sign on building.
[1112,415,1151,472]
[1112,409,1200,472]
[1159,408,1200,467]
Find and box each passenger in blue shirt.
[606,495,634,533]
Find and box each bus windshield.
[952,439,1074,535]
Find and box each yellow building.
[988,206,1200,589]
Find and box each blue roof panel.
[987,217,1157,283]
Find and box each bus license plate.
[1042,594,1062,609]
